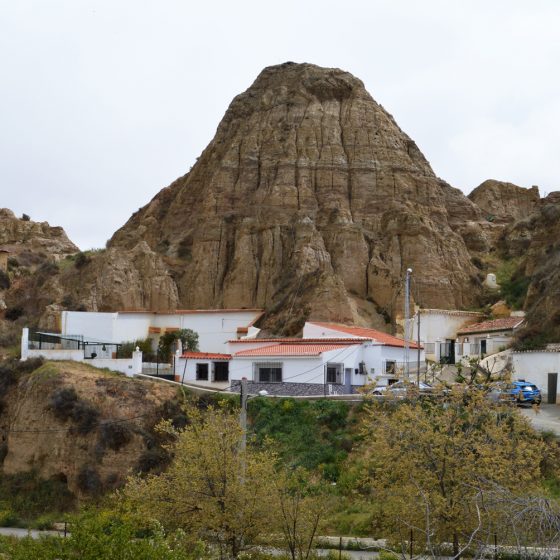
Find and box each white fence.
[21,328,142,377]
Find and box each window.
[213,361,229,382]
[255,362,282,383]
[326,363,342,384]
[196,363,209,381]
[385,361,396,375]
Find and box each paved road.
[519,403,560,436]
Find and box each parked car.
[510,380,542,404]
[372,381,434,397]
[485,380,541,405]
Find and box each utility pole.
[404,268,412,378]
[240,377,248,454]
[417,309,421,385]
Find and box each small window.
[385,361,396,375]
[255,362,282,383]
[326,363,343,384]
[196,363,209,381]
[213,362,229,382]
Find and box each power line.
[4,413,149,435]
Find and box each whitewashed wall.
[415,310,481,346]
[61,310,262,353]
[512,351,560,400]
[61,311,118,342]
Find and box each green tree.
[359,389,545,557]
[121,405,279,559]
[158,329,199,362]
[274,468,330,560]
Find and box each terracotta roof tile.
[308,322,422,349]
[458,317,524,334]
[234,343,359,357]
[181,352,232,360]
[229,337,370,344]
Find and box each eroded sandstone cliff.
[81,62,487,333]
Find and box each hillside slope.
[0,359,181,502]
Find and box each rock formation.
[89,62,486,333]
[0,208,78,258]
[469,180,540,224]
[501,192,560,346]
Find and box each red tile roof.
[457,317,524,334]
[308,322,423,349]
[234,343,359,357]
[229,337,370,344]
[181,352,232,360]
[118,308,262,315]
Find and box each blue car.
[510,380,542,405]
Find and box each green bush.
[117,337,155,361]
[0,508,21,527]
[0,471,75,520]
[250,398,353,481]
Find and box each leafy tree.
[274,468,330,560]
[121,405,279,559]
[359,389,545,557]
[158,329,199,362]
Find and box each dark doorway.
[213,361,229,382]
[446,339,456,364]
[480,339,487,355]
[548,373,558,404]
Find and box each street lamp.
[404,268,412,378]
[239,377,268,454]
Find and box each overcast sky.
[1,1,559,250]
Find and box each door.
[344,368,352,394]
[480,339,487,356]
[548,373,558,404]
[446,339,455,364]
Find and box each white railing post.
[132,347,143,376]
[20,328,29,361]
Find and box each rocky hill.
[0,210,79,348]
[501,192,560,347]
[67,62,491,334]
[1,63,557,346]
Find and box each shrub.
[0,508,20,527]
[136,447,170,473]
[117,338,155,361]
[48,387,78,421]
[71,400,100,435]
[0,443,8,464]
[48,387,100,434]
[76,465,102,495]
[0,471,75,519]
[98,422,133,451]
[0,270,10,290]
[4,306,24,321]
[21,214,30,221]
[7,257,19,269]
[74,252,91,269]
